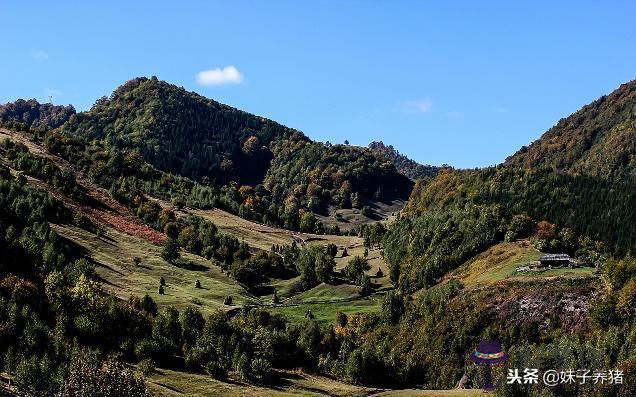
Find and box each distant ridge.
[368,141,441,180]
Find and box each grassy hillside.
[146,368,374,397]
[1,124,391,323]
[385,162,632,292]
[190,207,393,290]
[5,77,636,397]
[386,81,636,292]
[448,240,596,287]
[52,223,259,314]
[146,368,482,397]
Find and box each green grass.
[270,295,383,324]
[190,208,356,251]
[517,266,596,279]
[52,221,387,324]
[449,240,596,287]
[191,207,393,290]
[52,223,260,315]
[290,283,361,303]
[52,222,384,325]
[266,275,302,299]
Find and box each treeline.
[506,79,636,181]
[44,77,412,232]
[384,166,633,291]
[0,98,75,131]
[368,141,441,180]
[266,138,413,217]
[0,129,369,295]
[385,80,636,292]
[0,169,151,394]
[0,139,83,198]
[3,161,630,396]
[406,167,636,253]
[42,126,340,234]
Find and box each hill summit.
[506,80,636,180]
[60,76,298,184]
[54,76,412,230]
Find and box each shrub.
[137,359,155,376]
[63,352,149,397]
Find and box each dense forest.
[266,138,413,217]
[0,99,75,131]
[59,77,296,184]
[506,80,636,181]
[368,141,441,180]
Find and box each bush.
[343,256,370,284]
[63,352,149,397]
[15,356,58,396]
[161,239,180,264]
[137,359,155,376]
[250,357,272,383]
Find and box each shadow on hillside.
[80,190,113,211]
[172,260,209,271]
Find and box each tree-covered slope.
[54,77,412,232]
[266,138,413,217]
[506,80,636,180]
[0,99,76,131]
[385,81,636,292]
[60,76,298,184]
[368,140,441,180]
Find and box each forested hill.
[506,79,636,180]
[59,76,299,184]
[0,99,76,130]
[385,80,636,292]
[368,141,441,180]
[1,77,412,233]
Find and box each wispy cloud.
[196,66,244,86]
[493,105,508,113]
[31,50,49,60]
[401,98,433,113]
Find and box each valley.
[0,77,635,397]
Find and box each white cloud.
[196,66,244,86]
[31,50,49,60]
[402,98,433,113]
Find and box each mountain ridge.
[386,79,636,292]
[506,79,636,180]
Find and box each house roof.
[540,253,571,261]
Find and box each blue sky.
[2,1,635,168]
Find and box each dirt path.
[0,128,166,244]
